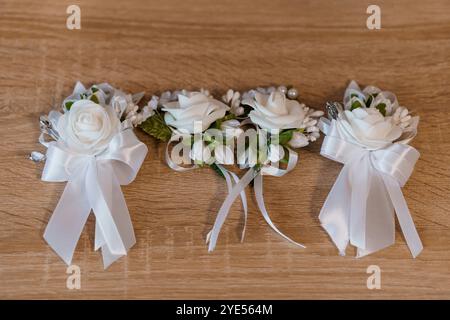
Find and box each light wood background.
[1,0,449,299]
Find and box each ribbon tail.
[86,159,136,269]
[228,170,248,242]
[254,173,305,248]
[349,154,372,252]
[43,163,91,265]
[207,168,256,252]
[208,165,248,243]
[319,164,352,256]
[94,220,104,251]
[94,222,120,268]
[382,174,423,258]
[355,170,395,258]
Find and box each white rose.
[57,99,120,155]
[244,91,306,130]
[336,107,402,150]
[162,92,229,134]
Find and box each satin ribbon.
[42,129,148,268]
[164,133,249,244]
[207,147,306,252]
[319,118,423,258]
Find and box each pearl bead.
[287,88,298,99]
[277,85,287,94]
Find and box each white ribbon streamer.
[319,118,423,258]
[42,129,148,268]
[164,133,249,245]
[207,147,306,251]
[206,164,248,243]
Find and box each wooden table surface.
[1,0,449,299]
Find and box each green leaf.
[139,114,172,142]
[65,101,74,110]
[376,103,387,116]
[91,86,99,93]
[90,94,99,104]
[210,163,225,179]
[278,129,294,146]
[365,94,374,107]
[350,99,363,111]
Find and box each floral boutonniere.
[319,80,422,258]
[140,86,323,251]
[205,86,323,251]
[31,82,148,268]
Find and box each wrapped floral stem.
[32,82,149,268]
[318,80,422,257]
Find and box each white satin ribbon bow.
[319,118,423,258]
[42,129,148,268]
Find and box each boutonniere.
[31,82,149,268]
[318,80,422,257]
[140,86,323,251]
[206,87,323,251]
[139,88,249,233]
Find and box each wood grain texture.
[1,0,449,299]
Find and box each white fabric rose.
[336,107,403,150]
[162,92,229,134]
[57,99,120,155]
[244,91,306,130]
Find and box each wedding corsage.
[140,86,323,251]
[31,82,149,268]
[318,80,422,257]
[140,89,249,230]
[206,86,323,251]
